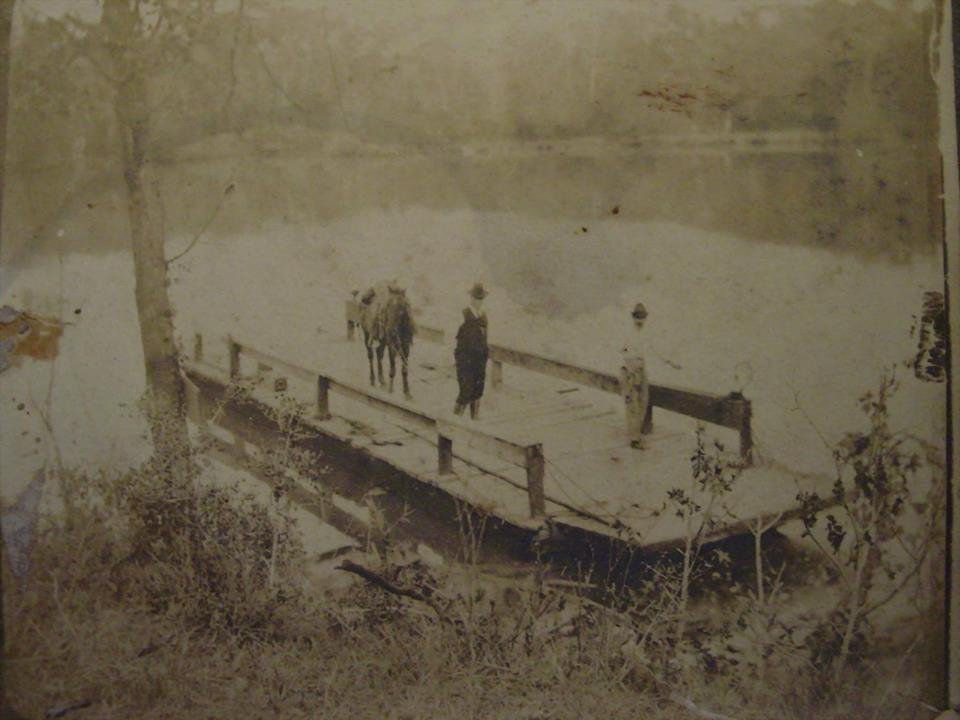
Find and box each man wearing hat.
[454,283,490,419]
[620,302,650,449]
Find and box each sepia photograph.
[1,0,957,718]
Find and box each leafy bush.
[104,464,305,637]
[796,369,945,675]
[3,372,945,719]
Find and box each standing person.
[454,283,489,420]
[620,302,650,449]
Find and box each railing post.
[625,381,648,444]
[491,359,503,389]
[739,399,753,465]
[228,336,241,379]
[193,333,203,362]
[438,434,453,475]
[316,375,331,420]
[525,444,546,518]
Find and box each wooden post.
[491,359,503,389]
[739,399,753,465]
[228,337,241,379]
[625,382,646,445]
[438,434,453,475]
[316,376,331,420]
[193,333,203,362]
[525,444,546,518]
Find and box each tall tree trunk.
[0,0,14,248]
[0,1,13,700]
[105,2,190,477]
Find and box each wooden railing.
[486,343,753,462]
[199,334,546,518]
[343,302,753,462]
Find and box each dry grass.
[2,377,945,719]
[2,472,940,720]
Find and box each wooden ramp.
[186,327,836,553]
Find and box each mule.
[357,283,416,399]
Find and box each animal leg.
[366,339,376,387]
[401,348,412,400]
[376,343,386,386]
[387,345,397,394]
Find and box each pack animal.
[357,284,417,399]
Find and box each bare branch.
[245,18,310,115]
[321,5,349,130]
[861,525,936,619]
[221,0,245,117]
[166,174,236,265]
[39,15,123,86]
[336,559,452,624]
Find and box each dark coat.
[455,308,488,358]
[455,308,488,404]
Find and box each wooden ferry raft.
[184,317,835,552]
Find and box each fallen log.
[337,559,453,624]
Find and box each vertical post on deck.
[438,434,453,475]
[316,375,331,420]
[525,444,546,518]
[739,399,753,465]
[228,337,241,379]
[193,333,203,362]
[625,382,646,444]
[642,401,653,435]
[491,359,503,389]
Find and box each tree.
[0,0,13,246]
[45,1,217,475]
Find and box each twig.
[891,690,945,714]
[861,535,933,619]
[786,382,834,453]
[870,631,925,720]
[336,559,451,624]
[321,5,349,130]
[221,0,245,115]
[166,176,236,265]
[246,20,310,115]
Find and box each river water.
[0,146,946,511]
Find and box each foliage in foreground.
[2,373,946,719]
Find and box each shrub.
[104,464,305,637]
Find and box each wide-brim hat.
[469,283,488,300]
